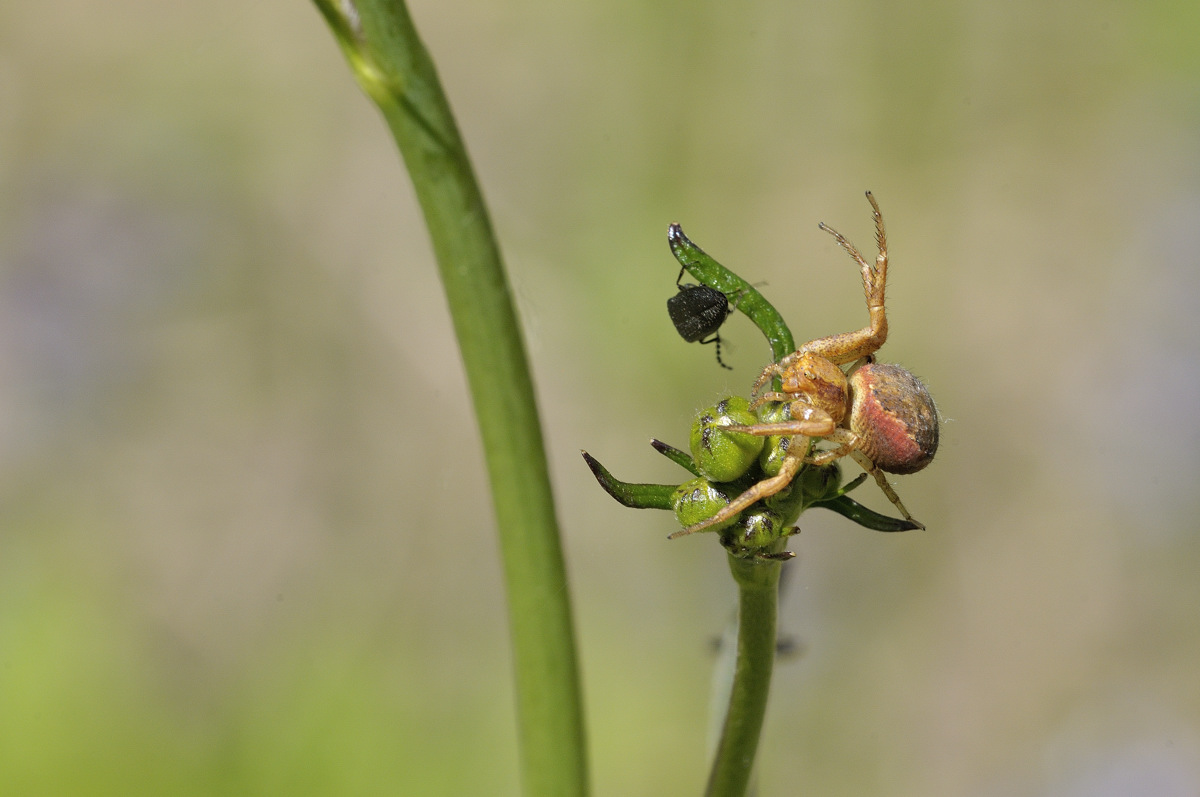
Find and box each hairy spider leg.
[797,191,889,365]
[668,453,804,539]
[789,426,923,528]
[848,451,923,528]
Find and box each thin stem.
[311,3,587,796]
[705,554,782,797]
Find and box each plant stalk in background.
[312,3,588,796]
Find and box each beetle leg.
[696,332,733,370]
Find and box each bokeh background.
[2,1,1199,795]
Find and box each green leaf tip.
[582,451,676,510]
[649,439,701,476]
[812,493,923,532]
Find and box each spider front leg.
[820,191,887,308]
[751,362,785,396]
[668,452,805,539]
[669,404,838,539]
[799,191,890,365]
[727,402,839,440]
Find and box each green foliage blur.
[2,1,1199,794]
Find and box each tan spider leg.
[748,392,796,411]
[671,406,836,539]
[850,451,925,530]
[668,452,806,538]
[748,192,893,400]
[802,430,926,529]
[803,429,859,465]
[751,362,784,396]
[724,405,838,440]
[822,191,886,306]
[798,191,890,365]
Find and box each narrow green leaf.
[650,438,701,476]
[812,494,922,531]
[582,452,676,510]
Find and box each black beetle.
[667,266,737,370]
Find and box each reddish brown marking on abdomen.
[849,363,939,474]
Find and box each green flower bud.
[689,397,765,483]
[672,477,739,534]
[754,401,819,478]
[721,505,797,558]
[730,505,782,549]
[754,402,790,478]
[798,461,843,503]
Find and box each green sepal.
[650,438,701,477]
[796,461,844,504]
[582,451,676,510]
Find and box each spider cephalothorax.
[671,192,938,538]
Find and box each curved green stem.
[312,3,587,795]
[706,554,782,797]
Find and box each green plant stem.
[311,3,587,796]
[706,554,782,797]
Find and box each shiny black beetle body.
[667,267,735,370]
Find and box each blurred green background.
[2,1,1199,795]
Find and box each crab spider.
[670,193,938,539]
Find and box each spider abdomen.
[849,363,939,474]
